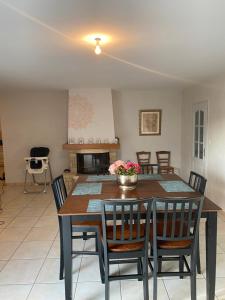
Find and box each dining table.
[58,173,221,300]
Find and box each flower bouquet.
[109,160,141,190]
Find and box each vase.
[117,174,138,190]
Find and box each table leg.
[62,216,72,300]
[205,212,217,300]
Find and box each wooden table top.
[58,174,221,216]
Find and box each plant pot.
[117,174,138,190]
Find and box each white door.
[192,102,208,177]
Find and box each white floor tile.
[0,259,44,284]
[36,257,81,283]
[8,216,39,228]
[18,206,46,217]
[78,256,103,282]
[0,208,23,217]
[75,281,121,300]
[47,238,85,259]
[0,260,8,271]
[201,252,225,278]
[218,211,225,222]
[12,241,52,259]
[164,278,206,300]
[0,217,14,229]
[42,205,57,216]
[25,226,58,241]
[0,284,32,300]
[27,283,76,300]
[34,216,58,228]
[0,241,21,260]
[121,279,169,300]
[199,234,225,254]
[78,256,119,283]
[215,277,225,299]
[0,227,31,242]
[217,234,225,253]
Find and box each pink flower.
[109,160,141,175]
[125,161,134,169]
[108,160,126,174]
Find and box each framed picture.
[139,109,162,136]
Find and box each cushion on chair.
[103,224,146,252]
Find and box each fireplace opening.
[77,152,110,174]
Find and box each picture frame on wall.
[139,109,162,136]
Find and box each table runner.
[72,183,102,195]
[159,180,194,192]
[86,175,116,182]
[138,174,163,180]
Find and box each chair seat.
[104,224,145,252]
[159,166,174,174]
[157,239,192,249]
[72,220,102,227]
[150,221,192,250]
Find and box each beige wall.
[181,76,225,210]
[112,89,182,169]
[0,90,69,183]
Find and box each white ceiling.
[1,0,225,90]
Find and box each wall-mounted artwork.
[139,109,162,136]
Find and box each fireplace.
[63,143,119,175]
[77,152,110,174]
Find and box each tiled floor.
[0,185,225,300]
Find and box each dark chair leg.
[105,260,110,300]
[59,246,64,280]
[179,256,184,279]
[143,256,149,300]
[138,258,143,281]
[190,253,197,300]
[153,256,158,300]
[97,234,105,284]
[95,233,98,251]
[59,222,64,280]
[196,236,201,274]
[158,256,162,273]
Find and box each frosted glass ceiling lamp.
[94,37,102,55]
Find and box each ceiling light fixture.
[94,37,102,55]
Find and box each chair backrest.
[29,147,50,169]
[152,197,204,247]
[101,199,151,246]
[30,147,50,157]
[189,171,207,195]
[156,151,171,167]
[136,151,151,164]
[51,175,67,211]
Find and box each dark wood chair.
[189,171,207,196]
[136,151,152,173]
[156,151,174,174]
[149,197,204,300]
[189,171,207,274]
[101,199,151,300]
[52,175,104,281]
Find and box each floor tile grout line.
[162,278,171,300]
[24,236,55,300]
